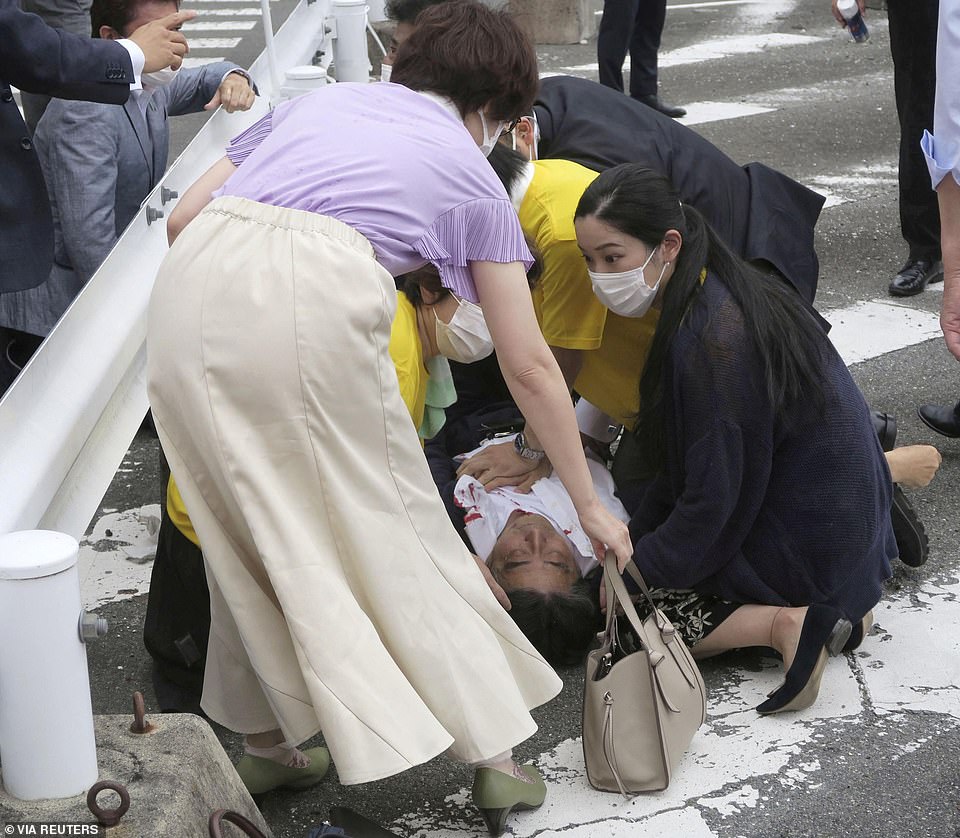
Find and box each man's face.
[385,21,416,64]
[488,511,580,594]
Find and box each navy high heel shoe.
[842,610,874,653]
[757,605,852,715]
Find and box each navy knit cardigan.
[629,275,896,623]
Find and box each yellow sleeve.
[166,476,201,547]
[532,231,608,350]
[388,293,427,431]
[522,161,608,350]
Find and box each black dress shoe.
[888,258,944,297]
[634,93,687,118]
[756,605,852,715]
[871,410,897,452]
[329,806,402,837]
[890,484,928,567]
[917,402,960,438]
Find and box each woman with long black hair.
[574,164,897,714]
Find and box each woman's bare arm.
[166,156,237,245]
[471,259,632,568]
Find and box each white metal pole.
[260,0,283,96]
[332,0,371,83]
[0,531,100,800]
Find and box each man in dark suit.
[0,0,255,341]
[0,0,193,297]
[596,0,685,118]
[528,74,825,308]
[19,0,95,133]
[830,0,942,297]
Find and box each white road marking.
[562,33,822,73]
[678,101,775,126]
[826,300,943,366]
[79,505,160,607]
[864,580,960,717]
[183,19,258,29]
[808,168,899,211]
[667,0,765,8]
[187,37,244,48]
[182,56,227,67]
[660,33,822,67]
[190,6,262,13]
[818,190,847,208]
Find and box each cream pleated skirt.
[146,196,562,785]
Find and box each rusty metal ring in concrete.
[208,808,269,838]
[86,779,131,827]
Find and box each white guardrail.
[0,0,379,539]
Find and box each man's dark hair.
[399,264,449,306]
[385,0,446,25]
[487,142,529,195]
[505,578,599,667]
[391,0,539,122]
[92,0,178,36]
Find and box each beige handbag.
[583,553,707,794]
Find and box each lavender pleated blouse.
[213,82,532,302]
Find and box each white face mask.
[141,65,180,90]
[588,245,668,318]
[379,62,392,83]
[477,110,506,158]
[435,296,494,363]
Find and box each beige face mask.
[434,296,495,363]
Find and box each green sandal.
[472,764,546,836]
[236,746,331,795]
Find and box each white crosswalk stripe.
[186,36,243,48]
[181,56,227,67]
[189,7,262,14]
[678,101,775,126]
[560,32,823,74]
[827,301,943,365]
[183,20,258,30]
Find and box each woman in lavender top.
[146,2,631,833]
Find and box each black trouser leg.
[143,503,210,713]
[627,0,667,98]
[598,0,641,93]
[887,0,941,262]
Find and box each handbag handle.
[601,551,675,651]
[601,552,700,692]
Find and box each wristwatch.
[514,431,545,461]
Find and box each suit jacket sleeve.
[0,0,132,103]
[44,100,123,283]
[165,62,251,117]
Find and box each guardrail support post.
[0,531,105,800]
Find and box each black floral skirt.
[637,588,741,647]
